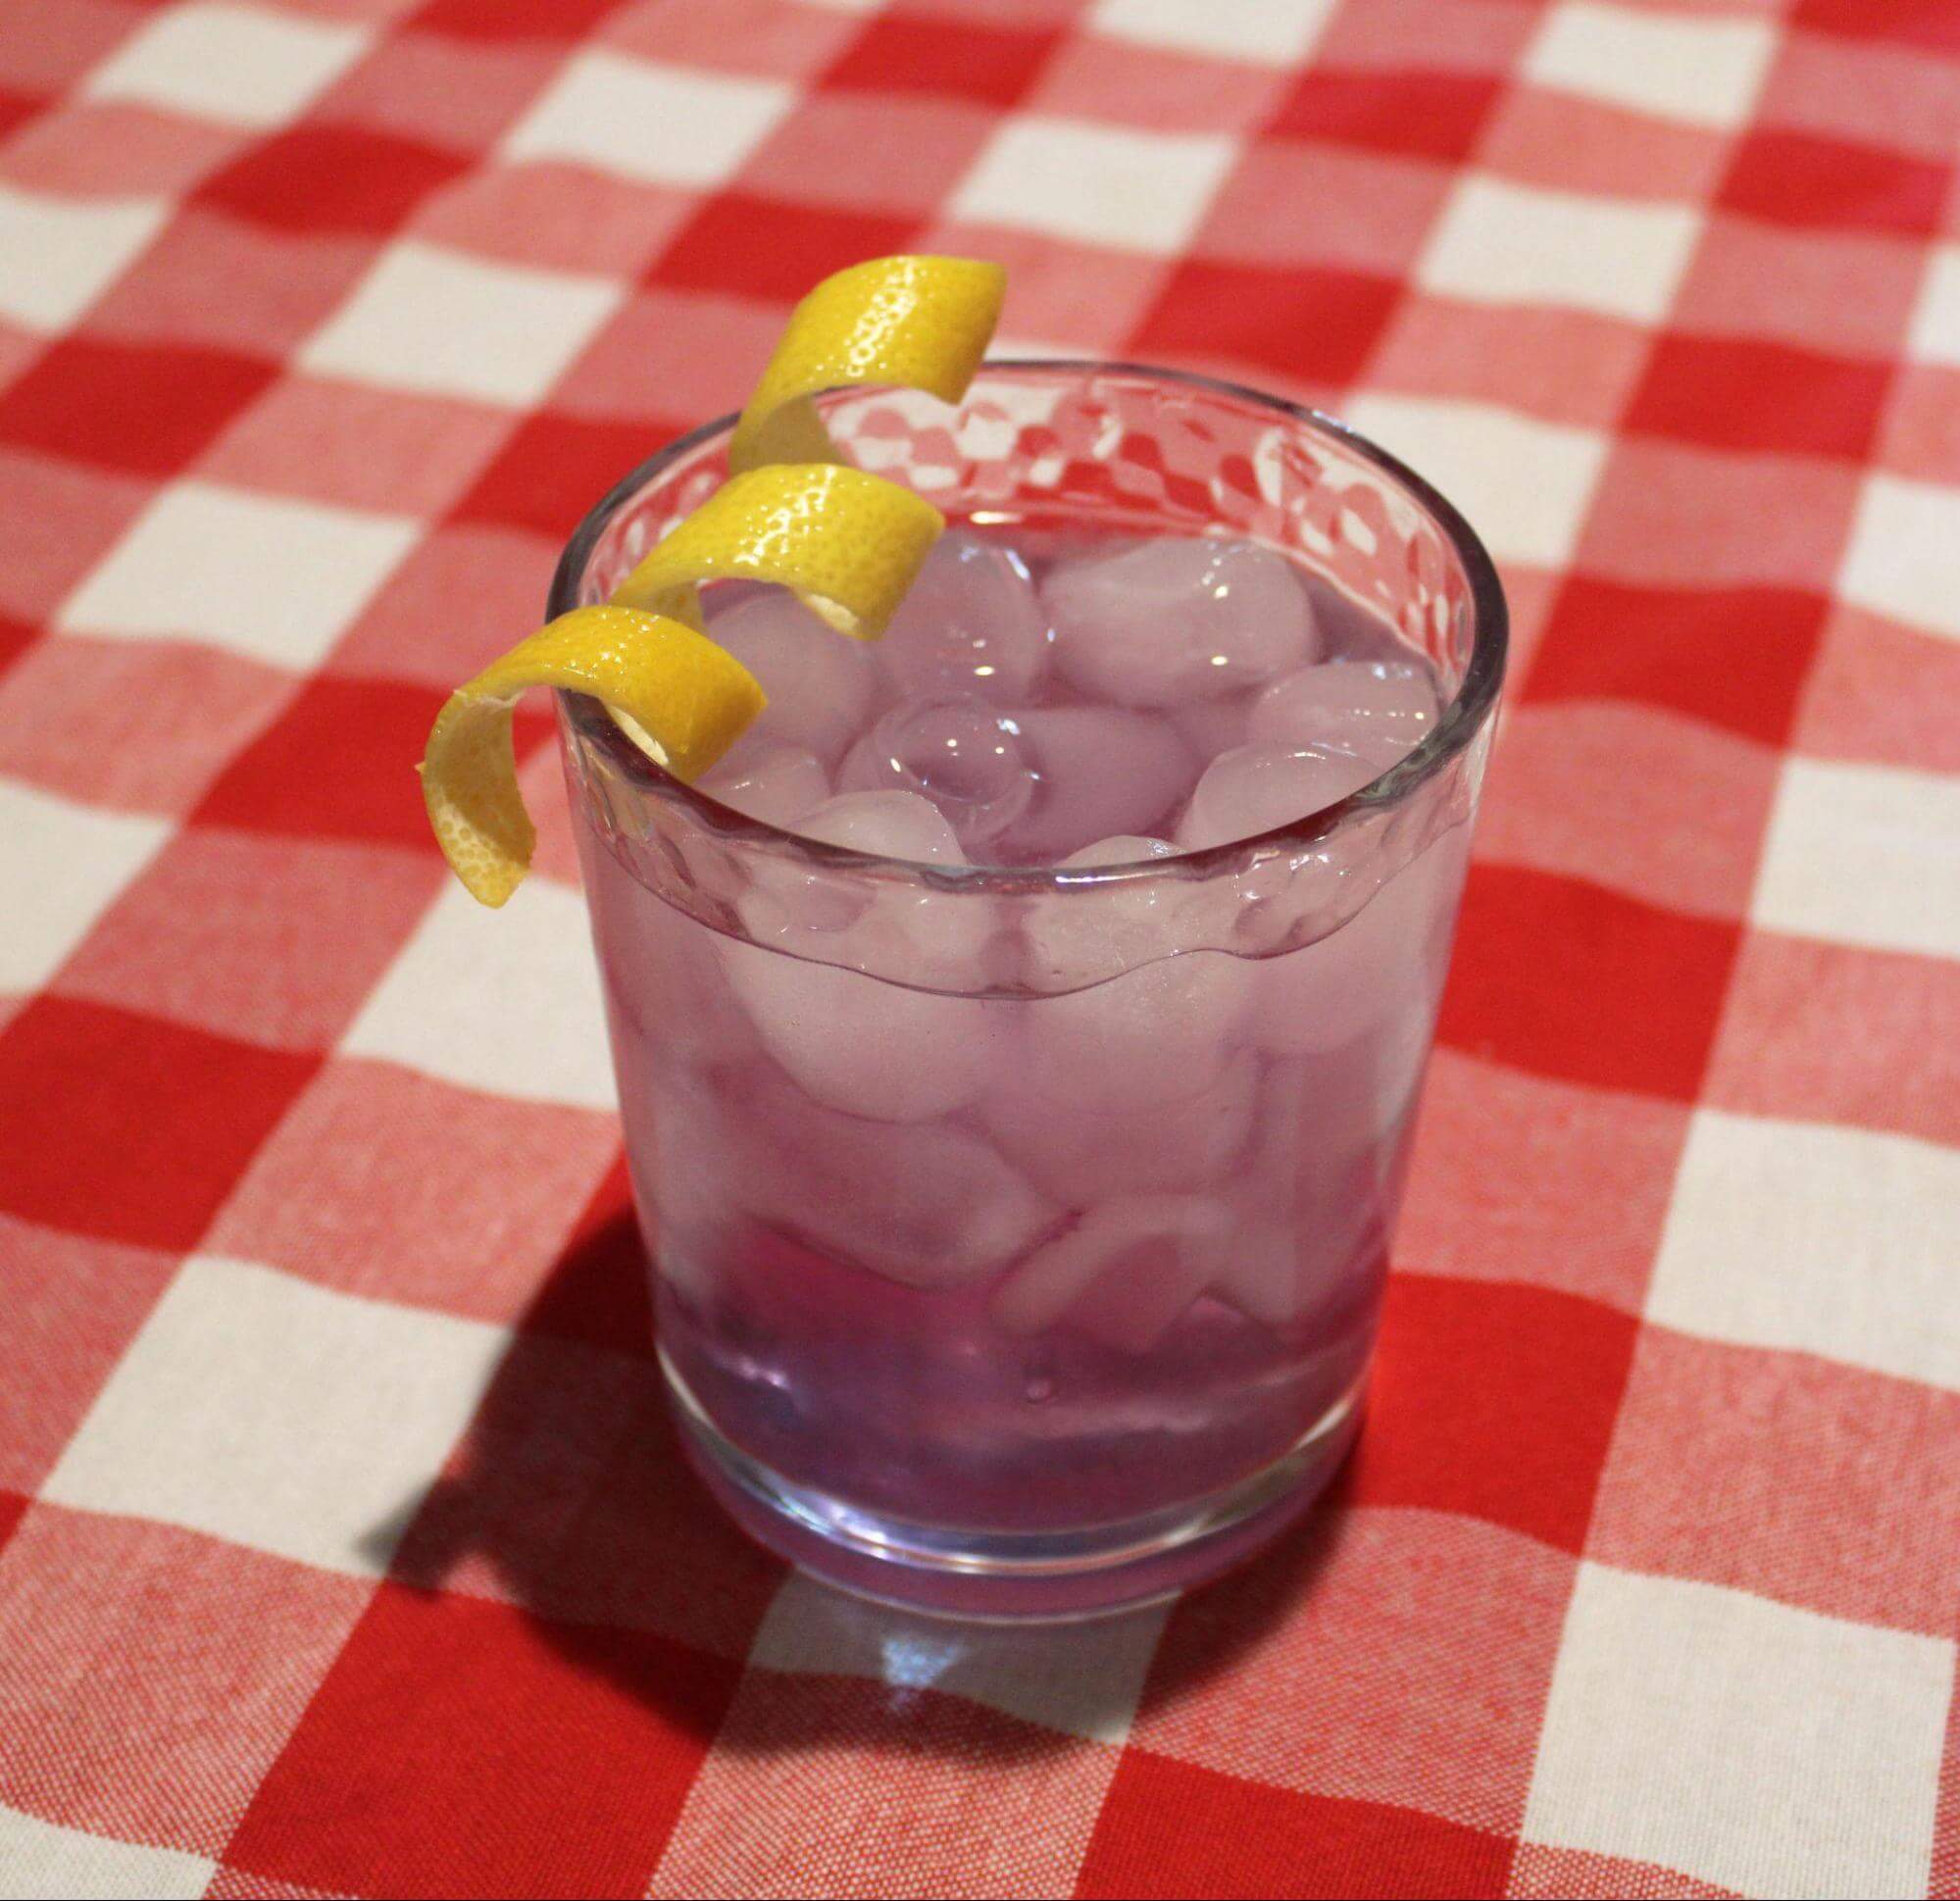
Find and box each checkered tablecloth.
[2,0,1957,1895]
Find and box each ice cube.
[1248,659,1438,760]
[718,937,994,1122]
[1169,692,1254,765]
[797,788,967,864]
[1256,825,1470,1056]
[1012,832,1245,1108]
[707,589,879,766]
[1044,537,1319,710]
[837,698,1035,854]
[1176,741,1382,851]
[990,1195,1231,1337]
[880,530,1049,704]
[671,1061,1056,1288]
[992,706,1198,864]
[982,1046,1258,1204]
[695,738,829,826]
[1020,953,1247,1112]
[794,788,987,975]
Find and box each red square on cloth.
[1349,1274,1640,1552]
[1132,258,1400,392]
[1524,577,1829,749]
[0,995,318,1250]
[0,334,276,477]
[1268,67,1501,164]
[821,10,1060,109]
[1080,1751,1515,1900]
[1625,332,1894,463]
[226,1581,740,1901]
[1791,0,1960,53]
[0,1505,372,1857]
[654,191,921,304]
[191,674,547,852]
[1437,865,1740,1102]
[458,406,686,541]
[197,124,474,237]
[1719,127,1950,237]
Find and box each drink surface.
[577,525,1467,1573]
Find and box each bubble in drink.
[1043,537,1319,709]
[1249,659,1439,755]
[707,589,879,766]
[838,698,1036,852]
[879,530,1049,704]
[1177,741,1383,850]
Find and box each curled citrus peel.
[612,463,944,641]
[420,607,764,907]
[421,252,1005,904]
[730,255,1007,473]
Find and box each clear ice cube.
[837,697,1036,853]
[695,737,829,827]
[707,589,879,766]
[1043,537,1319,710]
[1248,658,1439,759]
[1176,741,1382,851]
[879,529,1049,704]
[995,707,1198,863]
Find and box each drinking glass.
[553,364,1506,1618]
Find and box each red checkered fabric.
[2,1,1956,1894]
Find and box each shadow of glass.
[368,1193,1357,1763]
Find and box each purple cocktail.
[557,366,1504,1617]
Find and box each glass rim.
[548,358,1508,889]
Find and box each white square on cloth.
[42,1255,509,1578]
[1524,1562,1952,1899]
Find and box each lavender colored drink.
[557,367,1504,1617]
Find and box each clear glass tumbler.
[553,365,1505,1619]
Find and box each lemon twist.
[730,255,1007,473]
[421,252,1005,905]
[421,607,764,907]
[612,463,943,641]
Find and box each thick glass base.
[663,1348,1365,1622]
